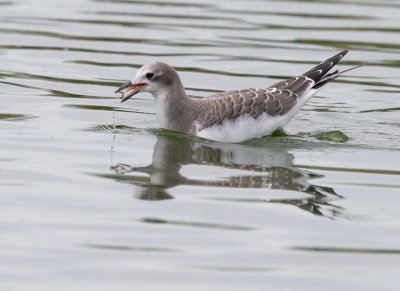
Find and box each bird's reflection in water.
[109,135,344,218]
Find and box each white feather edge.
[196,87,319,143]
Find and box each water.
[1,0,400,290]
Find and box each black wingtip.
[312,57,367,90]
[302,50,349,83]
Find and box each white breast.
[196,113,287,142]
[155,98,169,128]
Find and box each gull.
[116,50,363,143]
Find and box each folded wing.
[197,50,349,131]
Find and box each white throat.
[154,92,169,128]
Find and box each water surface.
[1,0,400,290]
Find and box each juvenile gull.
[116,50,362,143]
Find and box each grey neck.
[153,82,198,134]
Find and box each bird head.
[115,61,181,102]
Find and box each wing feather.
[196,50,350,131]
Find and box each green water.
[0,0,399,290]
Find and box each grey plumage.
[194,50,349,132]
[117,50,362,140]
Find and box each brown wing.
[196,50,350,131]
[196,76,314,131]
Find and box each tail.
[302,50,365,90]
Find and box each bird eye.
[146,72,154,79]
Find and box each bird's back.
[194,50,352,142]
